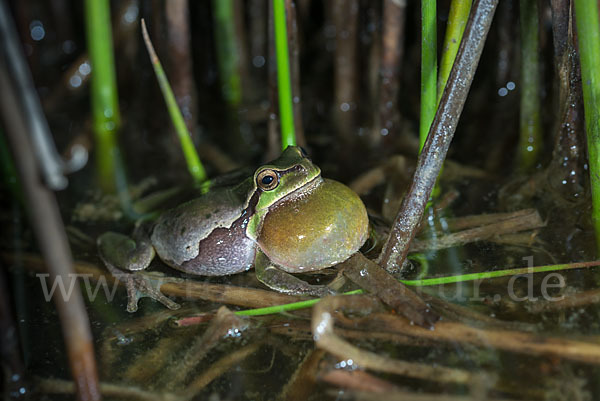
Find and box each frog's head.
[252,146,321,213]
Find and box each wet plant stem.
[141,20,207,183]
[420,0,437,151]
[84,0,121,193]
[574,0,600,250]
[438,0,472,101]
[274,0,296,148]
[518,0,542,170]
[235,260,600,316]
[212,0,242,107]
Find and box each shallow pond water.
[3,1,600,400]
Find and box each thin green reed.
[420,0,437,150]
[84,0,121,192]
[438,0,472,102]
[273,0,296,149]
[575,0,600,251]
[141,20,207,183]
[212,0,242,107]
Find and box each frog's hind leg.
[97,231,181,312]
[254,251,335,297]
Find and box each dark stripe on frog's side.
[169,189,262,276]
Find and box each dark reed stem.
[0,34,101,401]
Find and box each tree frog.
[98,146,369,312]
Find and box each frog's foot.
[97,232,183,312]
[115,270,183,313]
[254,253,336,298]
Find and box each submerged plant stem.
[141,20,207,183]
[574,0,600,250]
[84,0,121,193]
[518,0,542,170]
[273,0,296,148]
[419,0,437,150]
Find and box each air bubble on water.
[79,62,91,76]
[30,20,45,41]
[69,76,82,88]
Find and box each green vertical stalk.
[518,0,541,170]
[212,0,242,107]
[84,0,121,192]
[420,0,437,151]
[141,20,207,183]
[575,0,600,250]
[438,0,472,102]
[273,0,296,149]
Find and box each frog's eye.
[299,147,309,158]
[257,169,279,191]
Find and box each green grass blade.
[419,0,437,151]
[273,0,296,149]
[575,0,600,250]
[141,20,207,183]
